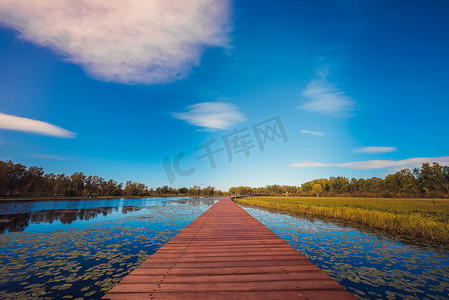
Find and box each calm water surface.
[0,197,219,299]
[241,205,449,299]
[1,198,448,299]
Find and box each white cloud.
[301,130,325,136]
[0,112,75,138]
[290,156,449,170]
[353,146,397,154]
[173,102,245,130]
[290,161,333,168]
[0,0,231,84]
[300,68,355,117]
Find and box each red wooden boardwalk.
[102,197,354,299]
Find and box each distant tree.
[23,166,44,196]
[312,184,322,197]
[70,172,86,196]
[189,185,201,196]
[1,159,447,199]
[443,166,449,194]
[178,187,189,194]
[124,181,148,196]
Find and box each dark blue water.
[241,205,449,299]
[0,197,219,299]
[1,198,448,299]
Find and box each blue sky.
[0,0,448,190]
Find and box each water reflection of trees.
[0,198,219,234]
[0,206,142,234]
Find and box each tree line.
[2,160,448,198]
[229,162,449,198]
[0,160,224,198]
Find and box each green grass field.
[234,196,449,245]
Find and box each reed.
[234,196,449,245]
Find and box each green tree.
[70,172,86,196]
[312,184,322,197]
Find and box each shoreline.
[234,196,449,245]
[0,195,220,202]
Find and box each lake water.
[0,197,220,299]
[0,198,448,299]
[241,205,449,299]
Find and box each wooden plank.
[102,197,355,300]
[104,280,346,293]
[103,290,355,300]
[129,265,322,276]
[118,271,333,284]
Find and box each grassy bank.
[234,196,449,245]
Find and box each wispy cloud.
[0,0,231,84]
[353,146,397,154]
[0,113,75,138]
[32,154,67,160]
[300,67,355,117]
[301,130,325,136]
[290,156,449,170]
[173,102,245,130]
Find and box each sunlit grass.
[235,196,449,244]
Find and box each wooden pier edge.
[102,197,355,299]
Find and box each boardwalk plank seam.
[102,198,355,300]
